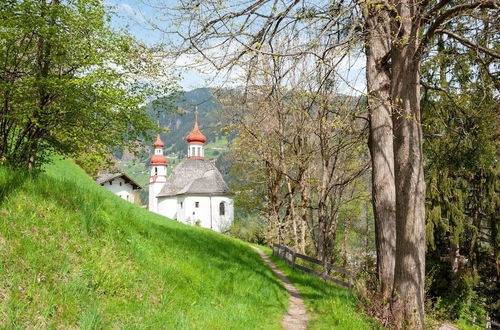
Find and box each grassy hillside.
[0,158,287,328]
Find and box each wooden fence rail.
[272,244,355,289]
[272,245,500,328]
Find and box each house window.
[180,202,183,208]
[195,201,199,208]
[155,167,158,175]
[119,181,122,186]
[109,181,112,185]
[219,202,225,216]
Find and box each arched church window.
[219,202,225,216]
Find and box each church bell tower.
[149,134,167,213]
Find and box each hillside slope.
[0,158,287,328]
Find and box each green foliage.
[421,28,499,321]
[0,0,176,171]
[0,158,288,328]
[229,216,267,245]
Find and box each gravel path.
[252,246,309,330]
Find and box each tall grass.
[0,158,287,328]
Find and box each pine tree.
[422,28,499,320]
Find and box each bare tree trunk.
[266,164,282,246]
[364,198,371,272]
[365,8,396,298]
[317,211,327,262]
[317,156,330,262]
[342,217,351,269]
[390,2,426,325]
[299,181,310,254]
[285,176,299,249]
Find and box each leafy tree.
[0,0,176,172]
[422,26,499,321]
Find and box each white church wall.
[101,178,134,202]
[210,196,234,233]
[176,196,186,223]
[182,196,212,228]
[157,197,177,219]
[177,195,234,232]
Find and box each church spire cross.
[194,111,199,130]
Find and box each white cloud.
[119,3,146,23]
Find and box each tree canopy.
[0,0,176,172]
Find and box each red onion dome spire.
[151,154,167,165]
[186,112,206,144]
[151,133,167,165]
[153,133,164,148]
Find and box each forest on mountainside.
[146,88,230,156]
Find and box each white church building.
[148,115,234,232]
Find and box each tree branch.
[424,0,454,20]
[437,29,500,59]
[417,0,498,56]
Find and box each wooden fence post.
[323,261,329,280]
[273,243,355,290]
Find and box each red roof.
[186,113,206,144]
[153,134,164,148]
[151,154,167,165]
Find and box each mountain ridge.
[149,88,229,156]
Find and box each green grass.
[118,160,150,187]
[259,246,378,330]
[0,158,288,328]
[205,136,229,149]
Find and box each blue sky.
[106,0,367,95]
[107,0,218,91]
